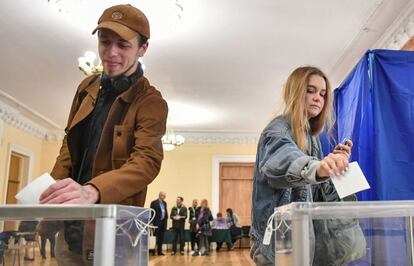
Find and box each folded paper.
[330,162,370,199]
[15,173,56,204]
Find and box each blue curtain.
[320,49,414,265]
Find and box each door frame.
[211,155,256,216]
[0,120,4,151]
[2,143,34,204]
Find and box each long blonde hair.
[282,66,334,152]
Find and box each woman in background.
[226,208,241,249]
[193,199,213,256]
[226,208,240,228]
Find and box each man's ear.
[137,42,149,57]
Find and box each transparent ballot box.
[0,205,150,266]
[274,201,414,266]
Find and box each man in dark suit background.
[170,196,188,255]
[150,191,168,255]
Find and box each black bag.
[229,225,242,238]
[312,185,366,266]
[200,223,212,237]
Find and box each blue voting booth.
[321,49,414,265]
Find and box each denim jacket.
[250,115,338,263]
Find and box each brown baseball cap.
[92,4,150,40]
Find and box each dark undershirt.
[77,84,118,185]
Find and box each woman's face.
[201,201,207,208]
[305,74,326,119]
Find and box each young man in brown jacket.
[39,4,168,265]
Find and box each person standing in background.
[38,221,60,259]
[226,208,241,249]
[193,199,213,256]
[170,196,187,255]
[188,199,199,254]
[150,192,168,256]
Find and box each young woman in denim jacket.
[250,66,355,265]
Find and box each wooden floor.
[3,248,294,265]
[149,249,256,266]
[2,244,291,266]
[3,249,58,266]
[4,249,256,266]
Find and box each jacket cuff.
[300,160,323,184]
[285,156,312,185]
[286,157,322,185]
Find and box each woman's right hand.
[316,153,349,178]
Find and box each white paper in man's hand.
[330,162,370,199]
[15,173,56,204]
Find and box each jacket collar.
[118,76,147,103]
[87,75,147,104]
[68,77,100,131]
[68,75,147,131]
[84,76,100,102]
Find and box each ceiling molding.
[0,89,62,130]
[0,100,65,142]
[177,131,260,145]
[373,0,414,49]
[45,131,66,142]
[329,0,412,88]
[0,100,49,140]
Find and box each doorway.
[219,162,254,248]
[3,145,33,231]
[219,162,254,226]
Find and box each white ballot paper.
[330,162,370,199]
[15,173,56,204]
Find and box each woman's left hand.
[333,139,353,159]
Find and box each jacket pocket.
[112,125,134,168]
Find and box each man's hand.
[39,178,99,204]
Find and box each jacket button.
[117,131,122,137]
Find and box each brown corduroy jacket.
[51,74,168,206]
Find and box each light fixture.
[78,51,102,76]
[162,129,185,151]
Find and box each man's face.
[176,197,182,206]
[192,200,198,208]
[98,29,148,78]
[159,192,166,201]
